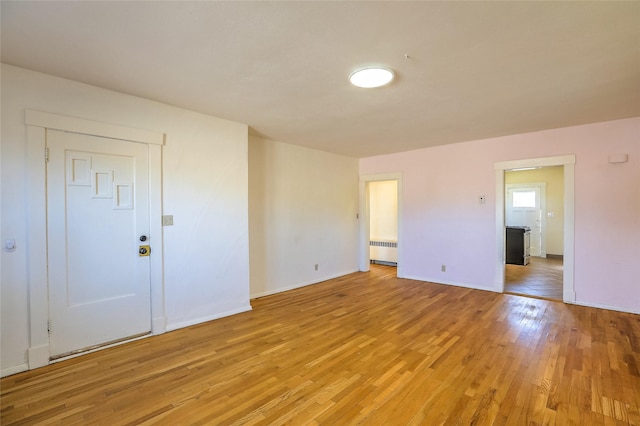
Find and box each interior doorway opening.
[368,180,398,267]
[503,167,563,300]
[359,173,403,277]
[494,155,576,303]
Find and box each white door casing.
[494,155,575,303]
[47,130,151,357]
[26,110,165,369]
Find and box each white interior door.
[47,129,151,357]
[506,186,543,257]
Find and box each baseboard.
[165,305,253,332]
[250,269,359,299]
[401,274,497,293]
[569,299,639,315]
[1,363,29,378]
[547,254,564,260]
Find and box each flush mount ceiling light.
[349,67,394,88]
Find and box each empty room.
[1,2,639,425]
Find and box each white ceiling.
[2,1,639,158]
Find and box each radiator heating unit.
[369,240,398,265]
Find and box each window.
[513,191,536,208]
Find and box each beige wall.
[1,64,251,375]
[249,135,359,298]
[505,166,564,255]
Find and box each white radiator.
[369,240,398,264]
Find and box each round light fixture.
[349,67,394,88]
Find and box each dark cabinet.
[506,226,530,265]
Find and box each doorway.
[25,110,165,369]
[359,173,403,277]
[47,129,152,358]
[503,168,562,300]
[368,180,398,267]
[494,155,575,303]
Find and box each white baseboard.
[569,299,639,315]
[165,305,253,332]
[250,269,359,299]
[402,274,497,293]
[28,344,50,369]
[1,363,29,378]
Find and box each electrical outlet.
[441,264,446,272]
[315,264,319,271]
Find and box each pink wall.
[360,118,639,313]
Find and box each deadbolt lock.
[139,245,151,256]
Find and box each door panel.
[47,129,151,357]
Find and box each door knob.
[139,235,147,242]
[139,245,150,256]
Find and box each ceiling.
[2,1,639,158]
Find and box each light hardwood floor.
[505,257,564,301]
[2,265,639,425]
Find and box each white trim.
[494,155,576,171]
[1,364,29,378]
[563,163,576,303]
[152,316,167,336]
[570,299,639,315]
[494,155,576,303]
[26,125,50,370]
[402,275,496,293]
[25,110,165,145]
[27,344,50,370]
[165,305,253,332]
[495,170,506,291]
[250,269,359,299]
[359,173,403,277]
[26,111,166,371]
[148,144,166,334]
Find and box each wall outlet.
[315,264,319,271]
[441,264,446,272]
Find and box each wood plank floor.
[505,257,564,301]
[2,265,640,425]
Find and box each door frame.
[359,173,403,277]
[494,155,575,303]
[25,110,166,369]
[505,182,547,257]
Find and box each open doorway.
[504,167,563,300]
[494,155,575,303]
[359,173,403,277]
[368,180,398,267]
